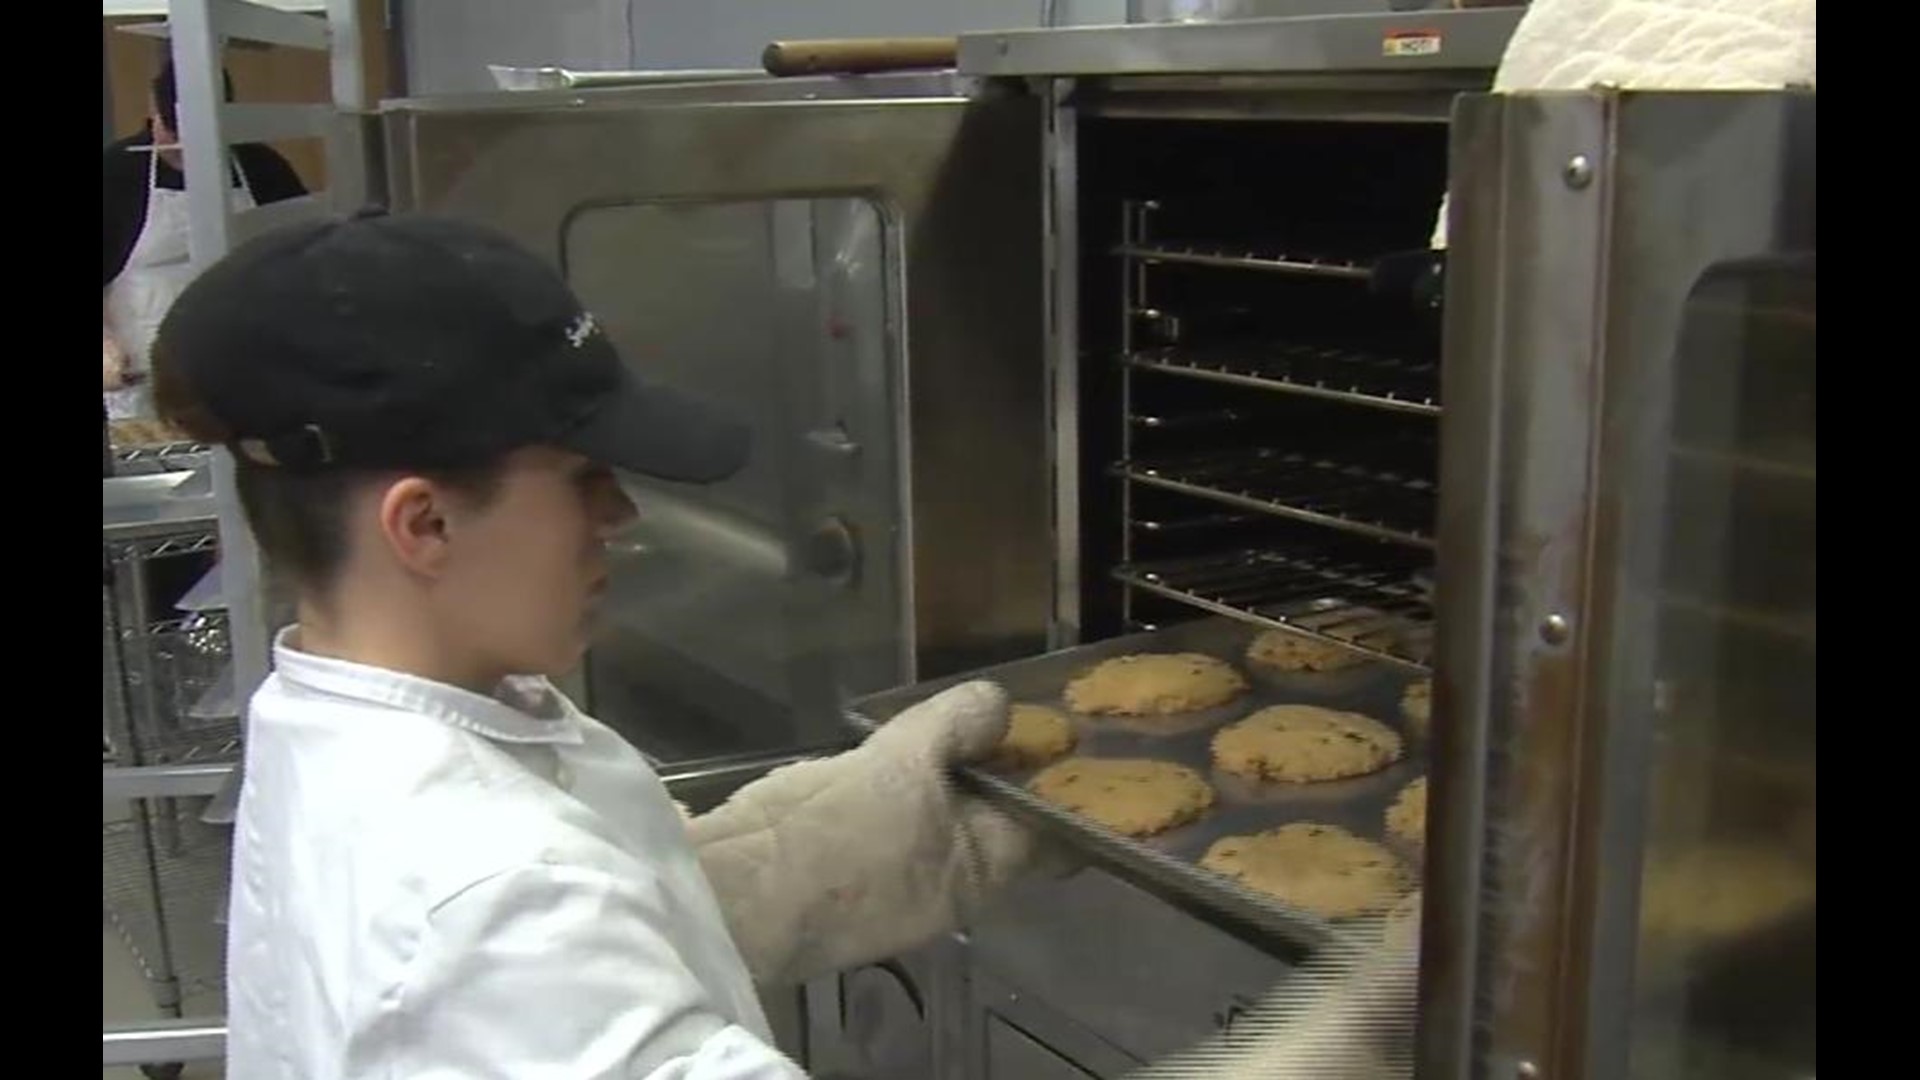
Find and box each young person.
[152,209,1037,1077]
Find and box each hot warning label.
[1383,30,1443,58]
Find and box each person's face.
[147,91,175,145]
[381,447,638,681]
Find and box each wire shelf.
[110,613,242,764]
[1115,547,1433,671]
[1121,449,1437,548]
[105,529,220,565]
[1128,343,1439,416]
[1115,241,1375,281]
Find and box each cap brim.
[559,370,750,484]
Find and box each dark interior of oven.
[1073,117,1451,657]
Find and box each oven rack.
[1120,450,1436,548]
[1130,509,1263,536]
[1127,343,1439,416]
[1113,241,1375,281]
[1113,198,1440,653]
[1114,548,1433,671]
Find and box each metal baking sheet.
[845,616,1427,958]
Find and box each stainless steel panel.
[1076,76,1480,123]
[1428,90,1815,1080]
[1131,0,1461,19]
[803,942,965,1080]
[1046,80,1085,646]
[382,92,1047,760]
[959,10,1521,78]
[380,72,979,116]
[983,1015,1101,1080]
[969,868,1291,1064]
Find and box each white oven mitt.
[1429,0,1816,248]
[1131,895,1423,1080]
[685,680,1049,988]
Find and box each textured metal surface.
[968,867,1294,1066]
[958,10,1521,77]
[848,616,1426,959]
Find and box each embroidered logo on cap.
[565,312,598,349]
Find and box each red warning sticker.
[1383,30,1444,58]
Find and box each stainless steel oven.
[383,74,1050,766]
[377,15,1813,1077]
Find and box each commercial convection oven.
[376,12,1814,1078]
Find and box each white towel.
[1431,0,1816,248]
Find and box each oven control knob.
[800,516,859,587]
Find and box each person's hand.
[686,681,1063,987]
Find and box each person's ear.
[375,476,453,579]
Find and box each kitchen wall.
[400,0,1127,95]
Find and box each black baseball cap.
[152,208,749,482]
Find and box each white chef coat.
[225,628,807,1079]
[103,147,255,419]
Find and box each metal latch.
[806,425,862,458]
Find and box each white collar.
[270,626,585,747]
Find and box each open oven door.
[379,78,1045,769]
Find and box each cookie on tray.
[1211,705,1403,783]
[1027,758,1215,837]
[987,704,1078,771]
[1400,678,1432,735]
[1386,776,1427,850]
[1245,629,1367,673]
[1201,823,1410,918]
[1063,653,1248,716]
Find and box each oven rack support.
[1125,343,1440,416]
[1114,549,1433,672]
[1113,241,1374,281]
[1119,450,1437,549]
[1115,199,1437,664]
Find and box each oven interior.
[1072,115,1452,655]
